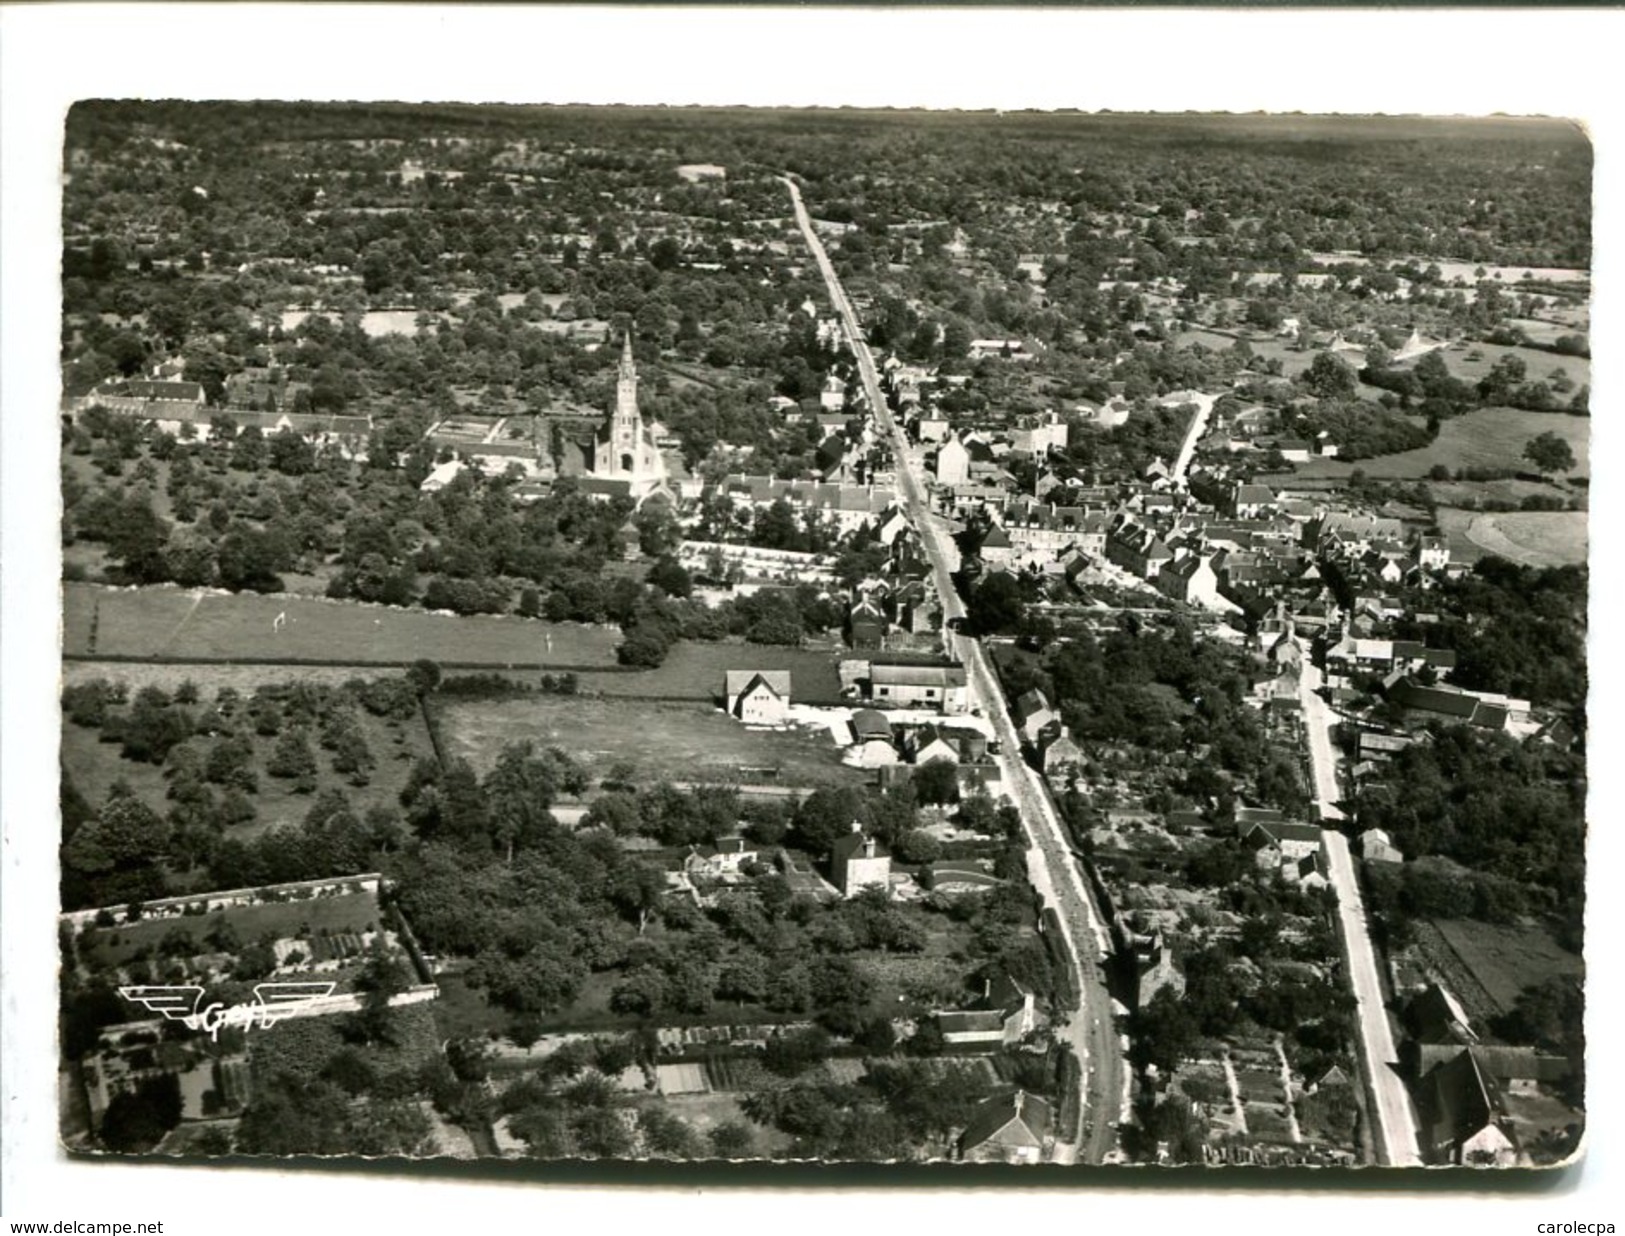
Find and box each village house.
[723,670,792,726]
[1324,633,1457,682]
[1009,410,1068,457]
[848,596,888,650]
[870,660,969,714]
[819,373,847,412]
[904,723,965,767]
[958,1090,1054,1164]
[1013,688,1060,745]
[934,434,970,486]
[846,709,898,768]
[1156,553,1220,608]
[1359,828,1405,864]
[1237,813,1324,871]
[684,836,759,882]
[1039,729,1084,781]
[1385,678,1510,733]
[1306,512,1408,556]
[1131,929,1185,1009]
[830,824,892,898]
[936,971,1038,1047]
[1417,1049,1519,1166]
[715,475,894,534]
[1105,519,1174,580]
[1229,482,1278,520]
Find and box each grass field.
[573,640,845,703]
[1288,405,1589,482]
[1427,340,1589,392]
[62,582,622,666]
[1434,507,1588,568]
[436,694,861,788]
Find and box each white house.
[723,671,792,725]
[935,434,970,486]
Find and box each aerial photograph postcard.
[54,102,1588,1170]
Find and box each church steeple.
[593,330,666,498]
[615,332,639,423]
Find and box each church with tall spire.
[591,332,668,500]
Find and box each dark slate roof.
[831,829,890,862]
[959,1091,1053,1155]
[1421,1048,1501,1156]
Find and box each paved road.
[1298,663,1423,1166]
[783,177,1126,1164]
[1168,391,1218,487]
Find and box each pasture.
[575,640,845,704]
[1434,508,1588,569]
[435,694,861,788]
[62,583,622,667]
[1288,406,1589,482]
[1429,340,1589,392]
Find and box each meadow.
[62,582,622,667]
[435,694,861,789]
[1434,507,1588,569]
[1287,405,1589,482]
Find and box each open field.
[62,583,622,666]
[1434,507,1588,568]
[1288,406,1589,481]
[1425,340,1589,392]
[436,694,862,788]
[62,660,404,693]
[575,640,845,703]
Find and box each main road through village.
[1298,662,1423,1165]
[783,177,1127,1164]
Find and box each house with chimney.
[830,825,892,898]
[958,1091,1054,1164]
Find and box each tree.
[1128,987,1199,1073]
[910,760,959,806]
[98,1074,183,1152]
[892,829,943,865]
[1304,351,1357,401]
[1523,431,1576,476]
[793,786,870,855]
[967,571,1026,636]
[266,728,318,789]
[406,659,442,698]
[709,1120,754,1158]
[352,941,410,1045]
[763,1026,832,1077]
